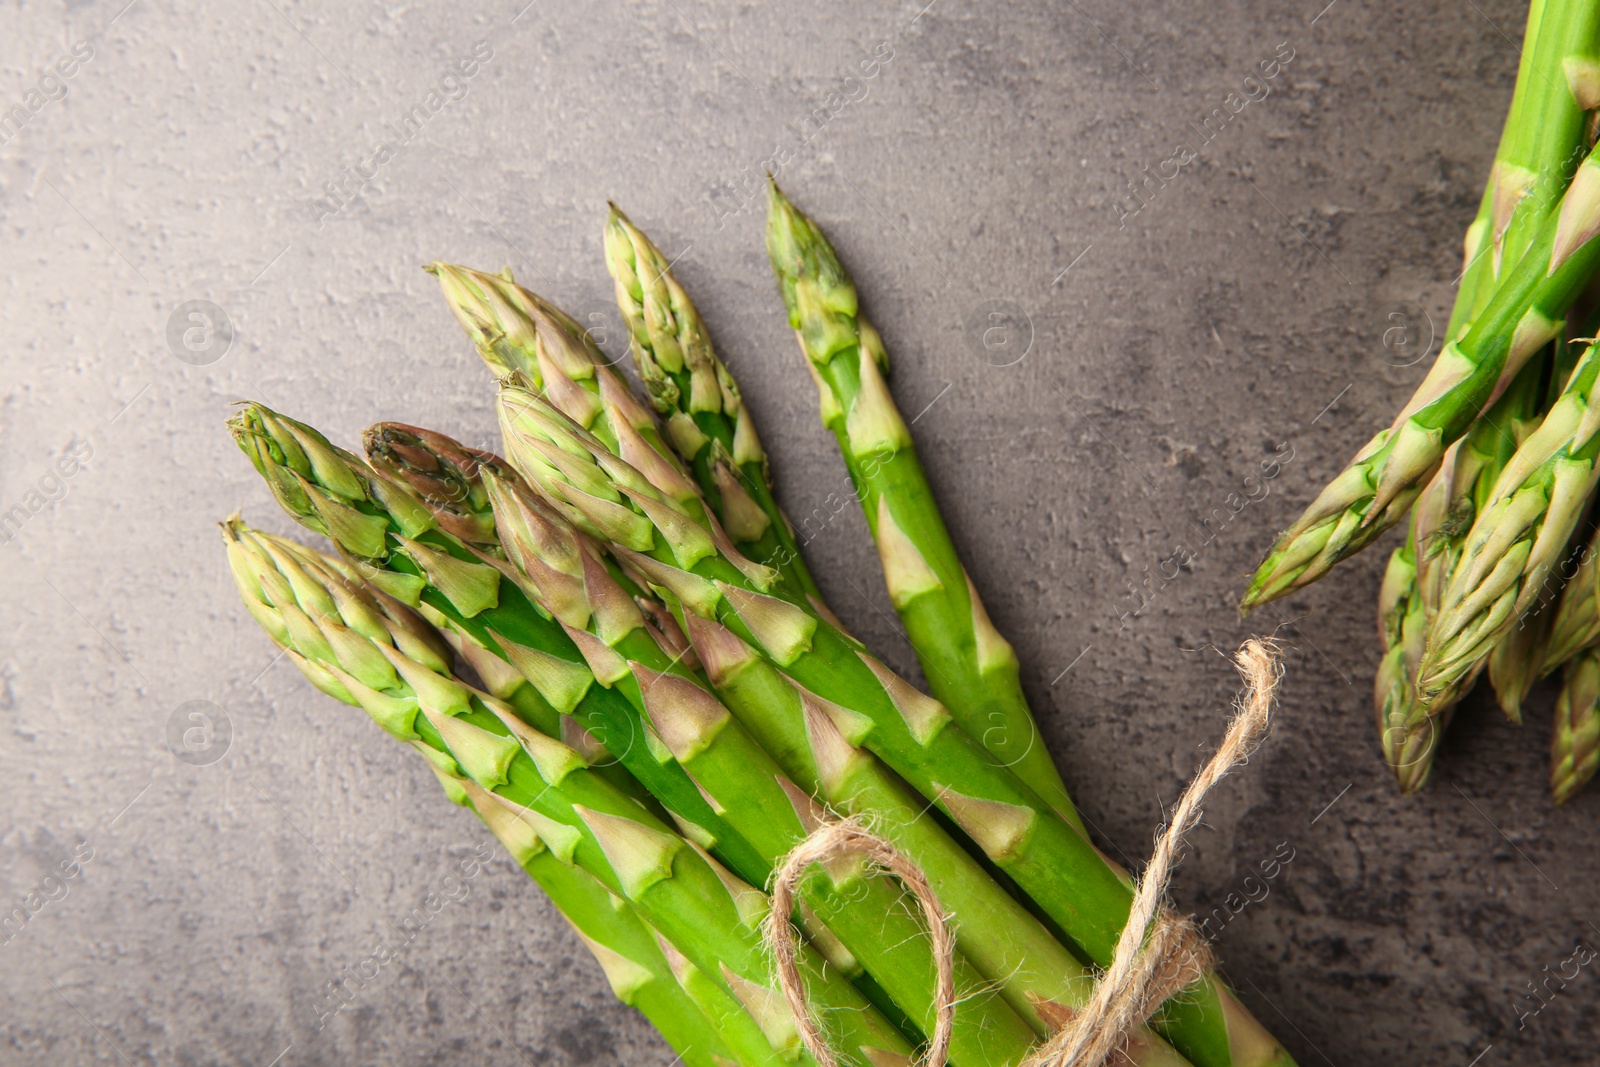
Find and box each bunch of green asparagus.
[1243,0,1600,800]
[223,187,1301,1067]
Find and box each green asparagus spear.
[427,262,694,493]
[1418,352,1553,720]
[1417,340,1600,700]
[358,417,1074,1064]
[434,409,1202,1061]
[250,547,754,1067]
[433,416,1167,1056]
[229,402,772,888]
[1242,146,1600,609]
[1551,644,1600,803]
[690,609,1212,1066]
[602,207,823,603]
[420,271,1198,1051]
[457,773,749,1067]
[237,523,785,1067]
[762,183,1077,826]
[479,450,1045,1067]
[1376,0,1600,750]
[1374,531,1441,794]
[497,382,1295,1067]
[223,519,910,1067]
[1459,0,1600,328]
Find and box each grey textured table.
[3,1,1595,1064]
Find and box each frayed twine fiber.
[766,638,1283,1067]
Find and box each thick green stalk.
[623,634,1043,1066]
[497,383,1295,1067]
[481,443,1042,1067]
[223,521,909,1067]
[229,402,772,887]
[1242,145,1600,609]
[1552,645,1600,803]
[763,184,1077,827]
[1418,341,1600,700]
[1465,0,1600,323]
[603,207,823,604]
[479,414,1177,1060]
[688,612,1199,1066]
[370,419,1062,1062]
[459,776,746,1067]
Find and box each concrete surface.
[2,0,1596,1064]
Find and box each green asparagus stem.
[602,207,823,604]
[385,413,1178,1063]
[366,418,1072,1063]
[762,184,1078,827]
[422,271,1205,1056]
[229,402,773,888]
[1461,0,1600,327]
[497,382,1295,1067]
[1376,450,1495,792]
[690,610,1207,1067]
[1443,0,1593,339]
[479,444,1044,1067]
[458,775,748,1067]
[247,537,754,1067]
[238,531,780,1067]
[223,519,910,1067]
[1551,645,1600,803]
[1417,341,1600,701]
[483,402,1190,1063]
[1242,146,1600,609]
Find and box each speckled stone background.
[3,0,1596,1064]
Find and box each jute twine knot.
[766,638,1283,1067]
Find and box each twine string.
[767,820,957,1067]
[765,638,1283,1067]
